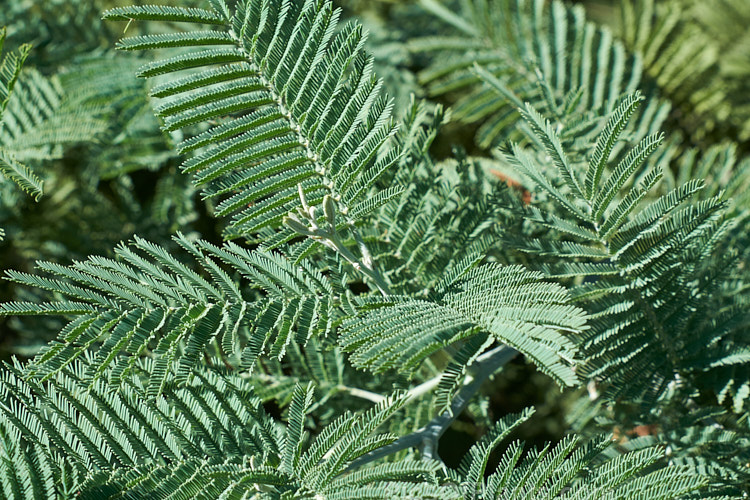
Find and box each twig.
[405,373,443,401]
[346,344,519,470]
[336,385,387,404]
[338,372,443,405]
[285,187,392,296]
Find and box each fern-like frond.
[362,98,521,295]
[413,0,669,150]
[450,407,534,495]
[0,233,335,395]
[81,454,452,499]
[0,26,30,114]
[624,406,750,497]
[442,406,706,499]
[0,432,58,500]
[571,400,750,497]
[505,94,745,405]
[0,149,43,201]
[667,141,750,220]
[0,27,42,201]
[0,356,283,498]
[1,68,107,162]
[619,0,750,142]
[104,0,401,241]
[340,263,585,387]
[55,55,178,180]
[72,382,456,499]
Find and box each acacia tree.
[0,0,748,498]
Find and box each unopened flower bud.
[284,214,311,235]
[323,195,336,227]
[298,184,309,211]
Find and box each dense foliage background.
[0,0,748,497]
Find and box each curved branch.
[347,344,519,470]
